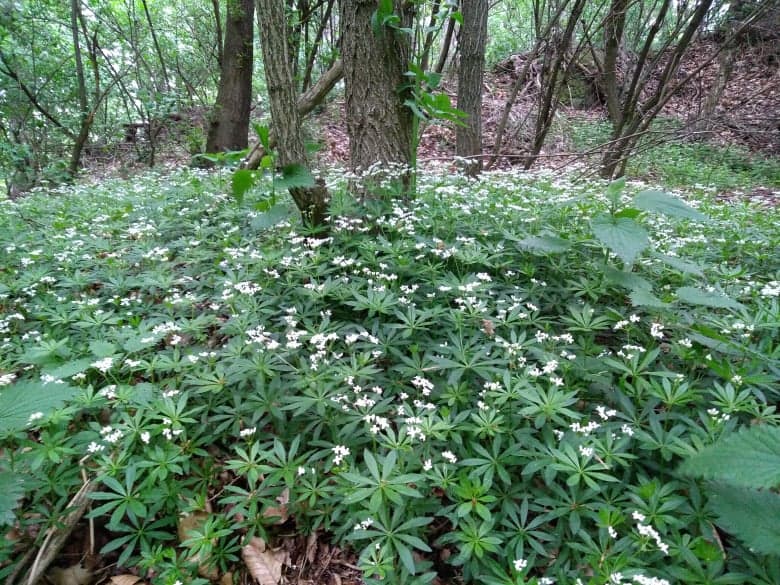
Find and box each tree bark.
[206,0,254,153]
[256,0,330,226]
[340,0,414,198]
[455,0,488,176]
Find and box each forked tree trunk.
[340,0,414,199]
[206,0,254,153]
[456,0,488,176]
[256,0,330,226]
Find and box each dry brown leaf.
[261,488,289,525]
[219,572,234,585]
[304,532,318,564]
[241,537,289,585]
[47,564,93,585]
[108,575,144,585]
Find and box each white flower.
[240,427,257,438]
[442,450,457,464]
[91,357,114,373]
[513,558,528,571]
[140,431,151,444]
[332,445,350,465]
[28,411,45,423]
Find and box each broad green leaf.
[652,252,704,276]
[89,340,117,358]
[0,470,25,527]
[708,484,780,555]
[676,287,743,310]
[606,177,626,207]
[604,265,652,291]
[231,169,257,205]
[630,288,670,308]
[253,123,271,149]
[680,426,780,489]
[44,358,94,380]
[633,190,707,221]
[516,234,572,254]
[274,163,315,190]
[591,214,649,267]
[0,381,78,433]
[251,204,295,231]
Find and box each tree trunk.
[455,0,488,176]
[67,0,92,178]
[206,0,254,153]
[256,0,329,226]
[340,0,414,198]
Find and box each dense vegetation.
[1,164,778,584]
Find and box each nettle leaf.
[89,340,117,358]
[633,190,708,221]
[252,205,295,231]
[0,381,78,433]
[630,288,670,308]
[680,426,780,489]
[231,169,258,205]
[591,214,649,267]
[274,163,315,190]
[708,484,780,555]
[0,469,25,527]
[516,233,572,254]
[652,252,705,276]
[676,287,743,310]
[604,265,652,291]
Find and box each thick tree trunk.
[455,0,488,176]
[256,0,329,226]
[340,0,414,199]
[206,0,254,153]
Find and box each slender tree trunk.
[434,10,457,74]
[212,0,224,68]
[301,0,336,91]
[67,0,91,178]
[206,0,254,153]
[340,0,414,199]
[256,0,330,226]
[140,0,171,91]
[243,58,343,169]
[455,0,488,176]
[602,0,628,125]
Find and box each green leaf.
[633,190,707,221]
[708,484,780,555]
[274,163,315,190]
[89,340,117,358]
[604,265,652,291]
[606,177,626,208]
[630,288,670,308]
[679,426,780,489]
[516,233,572,254]
[231,169,257,205]
[676,287,743,310]
[0,381,78,433]
[253,123,271,149]
[652,252,704,276]
[591,214,649,267]
[44,358,94,380]
[251,204,295,231]
[0,469,25,527]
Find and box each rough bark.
[455,0,488,176]
[340,0,414,198]
[206,0,254,153]
[602,0,628,125]
[256,0,329,226]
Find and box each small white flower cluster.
[442,450,457,464]
[513,558,527,571]
[650,322,665,339]
[240,427,256,438]
[760,281,780,297]
[614,314,641,330]
[91,357,114,373]
[354,517,374,531]
[245,325,280,351]
[100,424,123,444]
[0,372,16,386]
[632,511,669,554]
[332,444,350,465]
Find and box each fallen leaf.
[305,532,318,564]
[47,564,93,585]
[219,572,234,585]
[242,537,290,585]
[109,576,143,585]
[261,488,289,524]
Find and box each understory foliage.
[0,167,779,584]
